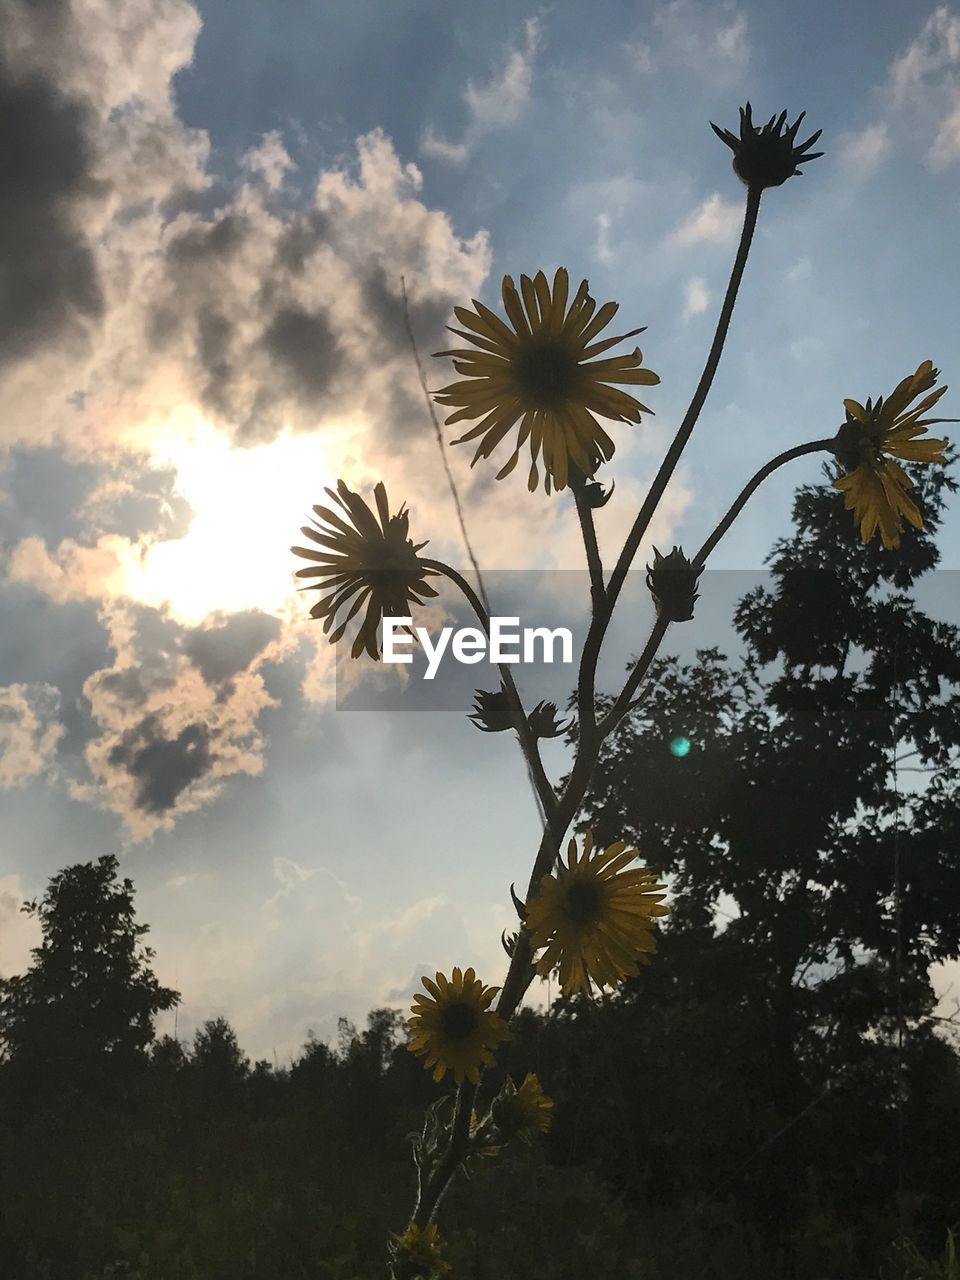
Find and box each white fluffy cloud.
[651,0,749,80]
[0,683,63,788]
[837,122,891,180]
[420,18,541,165]
[668,192,742,247]
[682,275,710,320]
[889,6,960,170]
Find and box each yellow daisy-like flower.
[526,831,670,996]
[491,1072,554,1144]
[832,360,954,550]
[432,267,659,494]
[390,1222,451,1279]
[407,967,511,1085]
[291,479,438,659]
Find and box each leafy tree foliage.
[567,461,960,1262]
[0,854,179,1102]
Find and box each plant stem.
[572,484,606,741]
[597,615,671,739]
[573,484,605,611]
[691,438,835,567]
[412,1081,476,1227]
[576,184,763,716]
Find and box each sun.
[132,419,343,624]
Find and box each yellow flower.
[291,479,438,659]
[832,360,954,550]
[407,967,511,1085]
[390,1222,451,1279]
[432,268,659,494]
[526,831,670,996]
[491,1072,554,1144]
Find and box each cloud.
[64,602,283,839]
[889,6,960,170]
[419,128,470,165]
[0,683,63,787]
[682,276,710,320]
[419,18,541,165]
[650,0,749,80]
[668,192,741,247]
[5,532,147,604]
[837,122,890,180]
[890,5,960,105]
[0,875,41,978]
[242,131,294,194]
[0,1,490,462]
[153,861,514,1061]
[0,51,104,367]
[593,212,614,264]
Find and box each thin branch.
[401,276,491,616]
[575,184,763,744]
[598,615,670,739]
[403,280,551,833]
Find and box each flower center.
[513,342,579,409]
[440,999,478,1042]
[563,877,603,926]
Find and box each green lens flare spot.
[669,736,691,758]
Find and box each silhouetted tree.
[571,461,960,1259]
[190,1015,249,1107]
[0,854,179,1105]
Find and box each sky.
[1,0,959,1064]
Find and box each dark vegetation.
[2,466,959,1278]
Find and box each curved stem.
[597,438,834,739]
[422,559,559,833]
[576,184,763,716]
[692,438,835,567]
[597,614,671,740]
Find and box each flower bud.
[646,546,703,623]
[711,102,823,190]
[527,700,573,740]
[468,688,513,732]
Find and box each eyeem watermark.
[383,616,574,680]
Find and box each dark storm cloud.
[273,211,331,274]
[107,713,216,814]
[359,262,451,358]
[165,213,247,266]
[184,611,281,686]
[0,54,104,365]
[195,307,235,416]
[95,666,172,710]
[261,306,342,398]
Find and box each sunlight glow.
[132,420,345,624]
